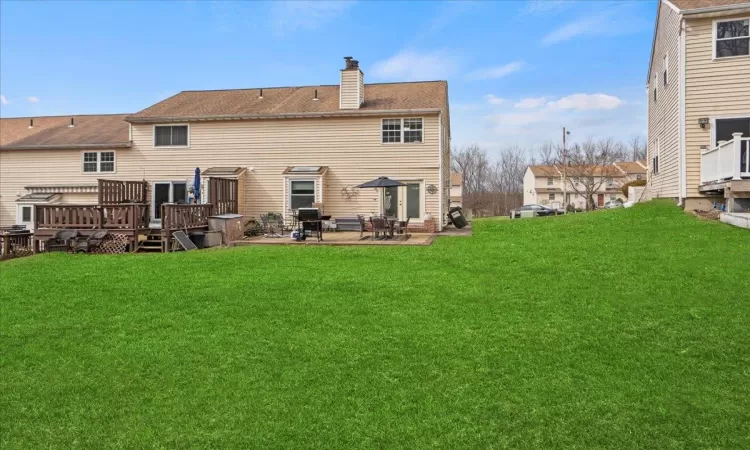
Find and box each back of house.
[647,0,750,212]
[0,57,451,233]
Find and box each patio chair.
[72,230,109,254]
[46,230,79,253]
[260,213,285,238]
[392,217,410,240]
[369,216,390,240]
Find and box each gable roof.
[0,114,131,150]
[615,161,647,174]
[668,0,750,12]
[528,165,560,177]
[126,81,448,123]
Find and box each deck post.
[732,133,743,180]
[1,234,9,258]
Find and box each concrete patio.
[231,231,436,247]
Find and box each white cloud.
[371,50,458,81]
[0,95,8,105]
[514,97,547,109]
[483,94,506,105]
[466,61,524,81]
[547,93,623,111]
[541,15,602,45]
[26,96,40,104]
[271,1,355,36]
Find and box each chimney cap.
[343,56,359,70]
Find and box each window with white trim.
[290,180,315,210]
[715,19,749,58]
[662,54,668,85]
[652,139,660,174]
[154,125,188,146]
[606,177,614,187]
[547,177,554,186]
[21,206,32,222]
[381,118,423,143]
[548,193,555,201]
[82,151,115,173]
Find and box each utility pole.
[562,127,568,210]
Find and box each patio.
[232,231,436,247]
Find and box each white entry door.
[16,204,34,230]
[382,182,423,220]
[152,181,188,222]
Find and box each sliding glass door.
[152,181,188,221]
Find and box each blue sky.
[0,0,655,158]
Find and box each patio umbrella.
[357,177,406,216]
[193,167,201,204]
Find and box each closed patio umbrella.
[193,167,201,204]
[357,177,406,216]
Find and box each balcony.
[701,133,750,184]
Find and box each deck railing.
[1,231,34,259]
[35,204,149,230]
[701,133,750,184]
[161,204,213,232]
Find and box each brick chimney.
[339,56,364,109]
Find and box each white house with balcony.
[647,0,750,213]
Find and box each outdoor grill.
[297,208,325,241]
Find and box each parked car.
[509,204,561,218]
[605,200,624,209]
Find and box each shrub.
[622,179,647,197]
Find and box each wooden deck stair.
[135,229,163,252]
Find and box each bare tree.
[628,135,646,161]
[487,145,526,216]
[452,144,492,216]
[557,138,628,210]
[537,141,557,165]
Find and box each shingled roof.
[0,114,131,150]
[126,81,448,122]
[669,0,750,11]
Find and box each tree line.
[451,136,646,217]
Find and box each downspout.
[438,111,443,232]
[678,17,687,206]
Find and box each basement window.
[154,125,189,146]
[715,19,749,58]
[82,151,115,173]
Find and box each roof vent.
[28,119,34,129]
[68,117,75,128]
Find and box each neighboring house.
[0,57,451,232]
[647,0,750,212]
[523,162,646,209]
[450,172,463,207]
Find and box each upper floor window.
[82,151,115,173]
[154,125,188,146]
[606,177,614,187]
[636,174,643,180]
[715,19,749,58]
[381,118,423,143]
[662,54,668,85]
[547,177,554,186]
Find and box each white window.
[549,193,555,201]
[21,206,32,222]
[547,177,554,186]
[653,77,658,103]
[290,180,315,210]
[662,54,668,85]
[652,139,660,174]
[154,125,189,146]
[715,19,749,58]
[381,118,423,144]
[606,177,614,187]
[82,151,115,173]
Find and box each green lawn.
[1,200,748,449]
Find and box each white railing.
[701,133,750,184]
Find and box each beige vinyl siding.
[339,70,362,109]
[647,0,682,199]
[0,115,441,226]
[0,148,108,225]
[684,13,750,197]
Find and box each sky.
[0,0,656,159]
